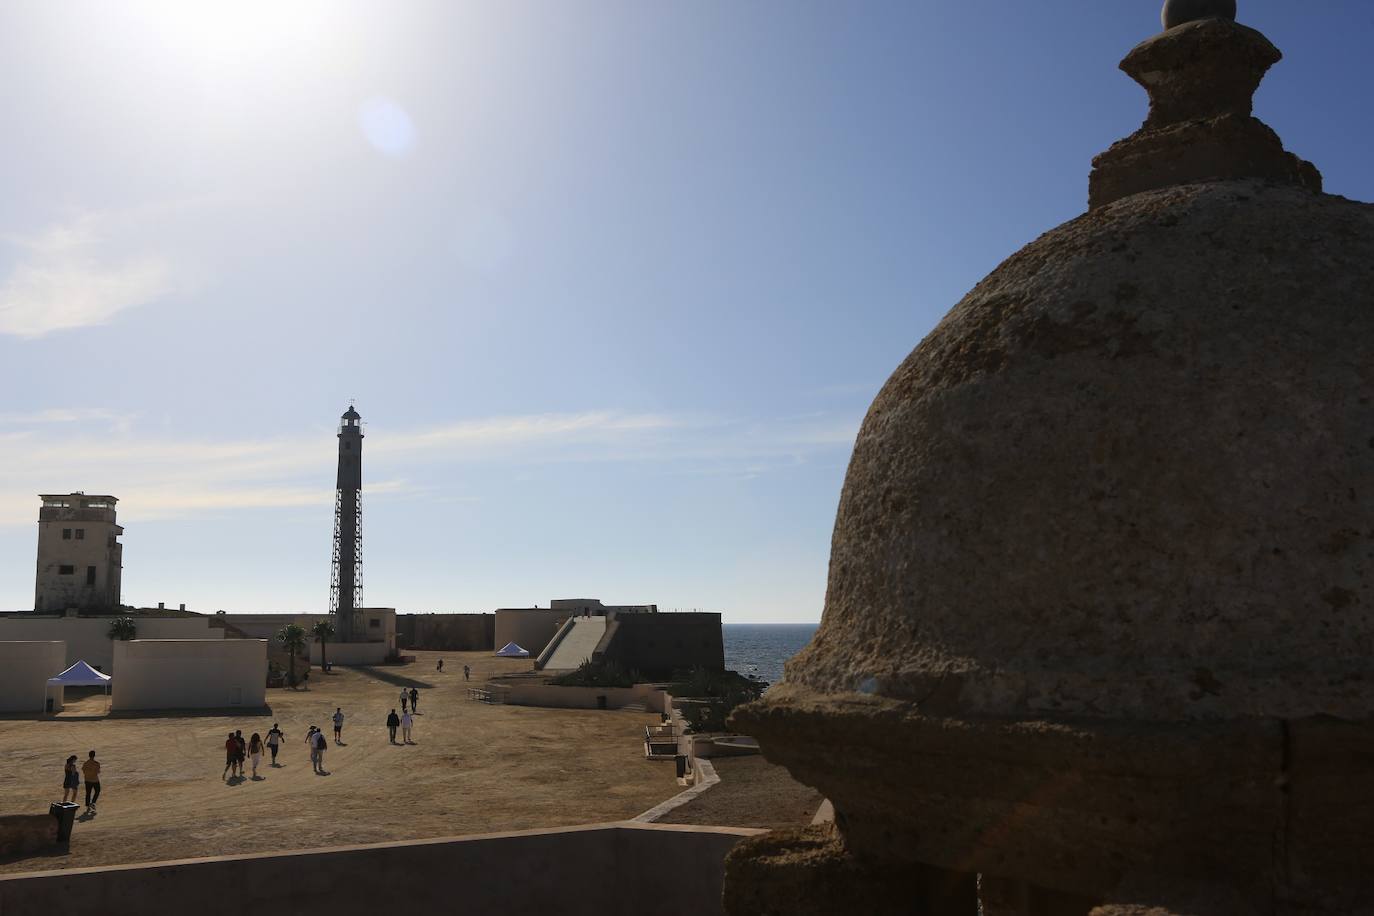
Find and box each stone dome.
[729,11,1374,913]
[786,176,1374,722]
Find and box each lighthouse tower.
[330,404,364,642]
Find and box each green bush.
[549,659,641,688]
[669,668,765,732]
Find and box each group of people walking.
[223,724,286,780]
[61,750,101,811]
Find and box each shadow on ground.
[353,667,433,690]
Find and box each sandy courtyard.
[0,651,679,875]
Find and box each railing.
[533,615,578,670]
[644,723,678,759]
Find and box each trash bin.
[45,696,53,714]
[596,694,607,710]
[675,754,689,779]
[50,802,78,843]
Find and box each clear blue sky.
[1,2,1370,621]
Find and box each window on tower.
[75,529,85,540]
[62,529,72,540]
[59,565,75,575]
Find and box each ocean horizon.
[722,622,818,688]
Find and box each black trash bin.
[596,694,607,710]
[675,754,689,779]
[50,802,78,843]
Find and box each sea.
[722,623,818,689]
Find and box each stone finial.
[1088,17,1321,209]
[1161,0,1236,31]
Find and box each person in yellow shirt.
[81,750,101,810]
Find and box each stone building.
[726,4,1374,915]
[33,493,123,612]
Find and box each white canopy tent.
[46,660,112,712]
[495,642,530,658]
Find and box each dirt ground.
[0,651,681,875]
[661,755,823,829]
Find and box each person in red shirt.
[222,732,238,781]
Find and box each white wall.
[112,639,267,710]
[0,617,219,673]
[0,641,67,712]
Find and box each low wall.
[0,641,67,713]
[0,822,760,916]
[309,642,389,665]
[493,683,671,714]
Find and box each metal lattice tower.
[329,404,364,642]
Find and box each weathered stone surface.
[723,824,977,916]
[779,180,1374,723]
[1090,20,1319,209]
[1161,0,1236,31]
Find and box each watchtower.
[34,493,123,612]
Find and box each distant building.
[34,493,123,612]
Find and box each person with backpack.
[312,727,328,774]
[386,709,400,744]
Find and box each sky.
[1,2,1371,622]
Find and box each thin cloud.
[0,213,176,338]
[0,408,858,526]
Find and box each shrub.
[550,659,641,688]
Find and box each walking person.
[62,755,80,803]
[234,730,246,777]
[386,709,400,744]
[312,727,328,774]
[409,687,418,713]
[82,750,102,810]
[463,665,470,682]
[401,709,414,744]
[266,723,284,766]
[399,690,408,714]
[436,658,444,673]
[248,733,264,778]
[223,732,237,780]
[306,726,320,772]
[333,707,345,744]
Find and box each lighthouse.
[330,404,364,641]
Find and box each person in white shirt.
[332,707,345,744]
[400,709,414,744]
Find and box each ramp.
[541,616,607,671]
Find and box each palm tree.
[107,616,137,641]
[312,619,336,673]
[277,624,307,687]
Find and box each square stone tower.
[34,493,123,612]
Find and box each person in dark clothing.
[386,709,400,744]
[436,658,444,672]
[409,687,418,713]
[463,665,470,681]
